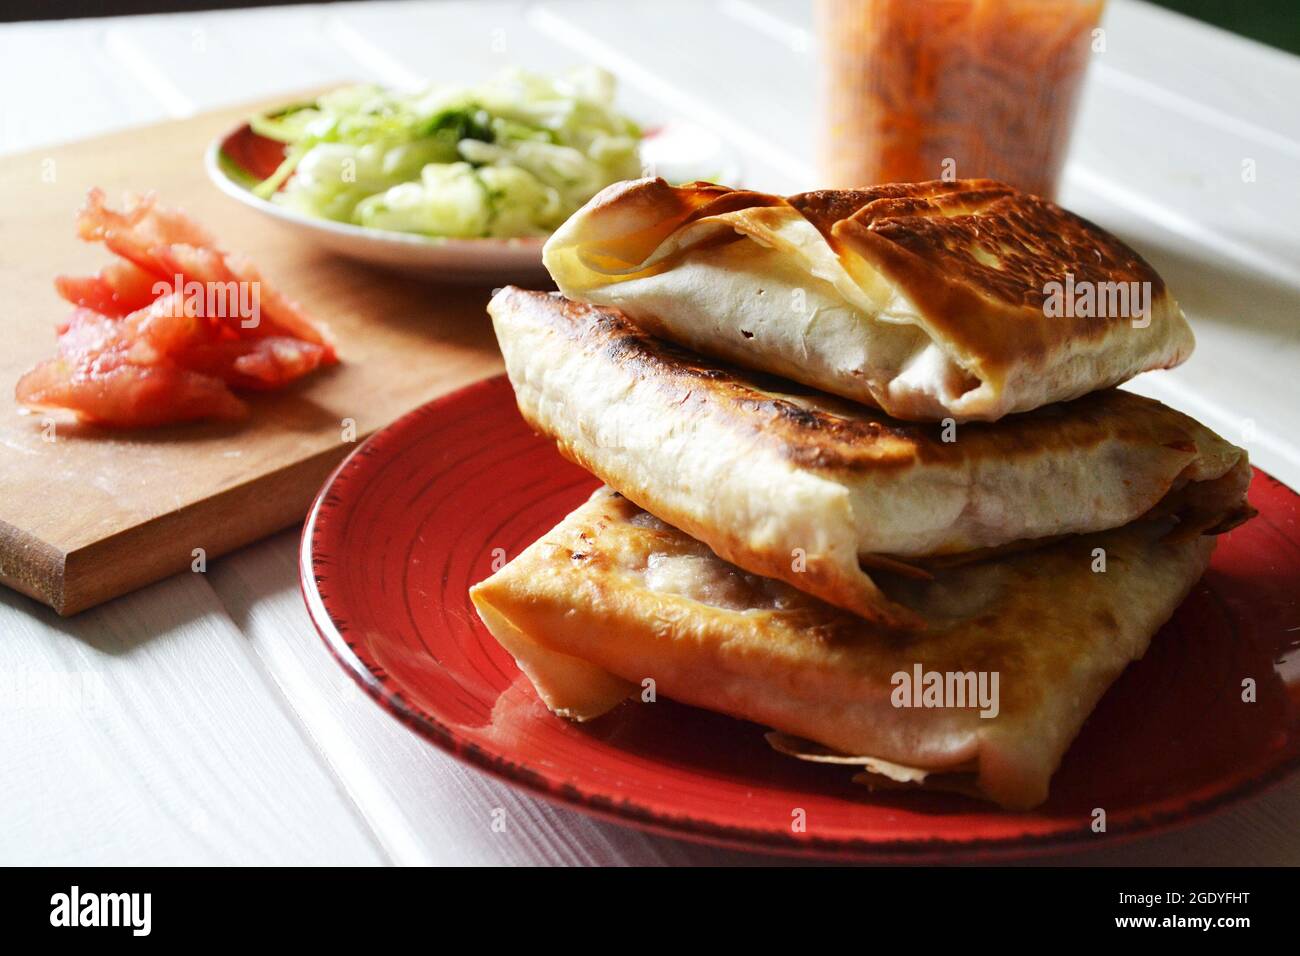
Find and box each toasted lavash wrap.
[542,177,1194,422]
[470,487,1217,810]
[488,287,1252,627]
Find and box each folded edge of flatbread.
[470,487,1217,810]
[542,177,1195,422]
[488,286,1251,627]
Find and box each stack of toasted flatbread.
[471,178,1253,809]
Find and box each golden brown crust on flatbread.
[471,487,1219,808]
[490,287,1250,624]
[564,177,782,272]
[538,401,927,630]
[501,287,1231,478]
[791,179,1166,311]
[792,179,1170,370]
[544,177,1194,421]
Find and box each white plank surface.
[1,0,1298,866]
[0,575,384,865]
[0,21,165,150]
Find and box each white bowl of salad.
[207,68,735,282]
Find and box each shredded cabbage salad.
[248,68,643,239]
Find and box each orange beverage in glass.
[816,0,1105,198]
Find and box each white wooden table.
[2,0,1298,866]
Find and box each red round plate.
[300,375,1300,860]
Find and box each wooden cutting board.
[0,96,509,615]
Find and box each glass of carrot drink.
[816,0,1105,199]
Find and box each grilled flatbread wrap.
[488,287,1251,627]
[542,177,1194,422]
[470,487,1217,810]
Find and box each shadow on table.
[0,561,223,655]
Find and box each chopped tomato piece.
[75,188,336,357]
[75,187,219,263]
[16,356,247,428]
[174,337,334,390]
[55,259,162,317]
[16,189,338,428]
[223,253,336,354]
